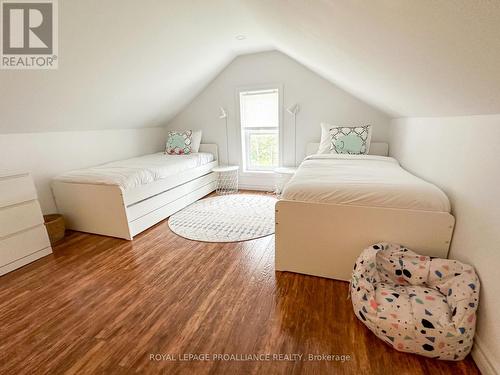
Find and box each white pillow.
[318,123,333,154]
[191,130,202,153]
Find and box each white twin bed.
[52,144,218,240]
[275,142,454,281]
[52,138,453,283]
[282,154,450,212]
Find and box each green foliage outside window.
[249,133,279,169]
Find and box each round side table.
[274,167,297,195]
[212,165,239,195]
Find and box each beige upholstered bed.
[275,142,455,281]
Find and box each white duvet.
[281,154,450,212]
[54,152,214,190]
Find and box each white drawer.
[0,200,44,238]
[0,247,52,276]
[0,225,51,266]
[126,173,216,221]
[0,174,37,208]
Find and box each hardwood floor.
[0,199,479,374]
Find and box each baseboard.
[472,334,498,375]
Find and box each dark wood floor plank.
[0,193,480,375]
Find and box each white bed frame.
[52,144,218,240]
[275,142,455,281]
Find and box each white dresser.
[0,171,52,276]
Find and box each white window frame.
[235,84,284,175]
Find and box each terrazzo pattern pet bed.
[351,243,479,360]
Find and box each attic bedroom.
[0,1,498,374]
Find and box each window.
[239,88,280,172]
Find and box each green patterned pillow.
[329,125,371,155]
[165,130,193,155]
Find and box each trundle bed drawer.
[126,173,216,221]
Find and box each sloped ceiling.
[1,0,500,133]
[243,0,500,117]
[0,0,272,133]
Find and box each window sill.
[240,170,275,176]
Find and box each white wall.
[390,115,500,375]
[0,128,165,213]
[166,50,391,189]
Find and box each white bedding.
[281,154,450,212]
[54,152,215,190]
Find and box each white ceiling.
[1,0,500,133]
